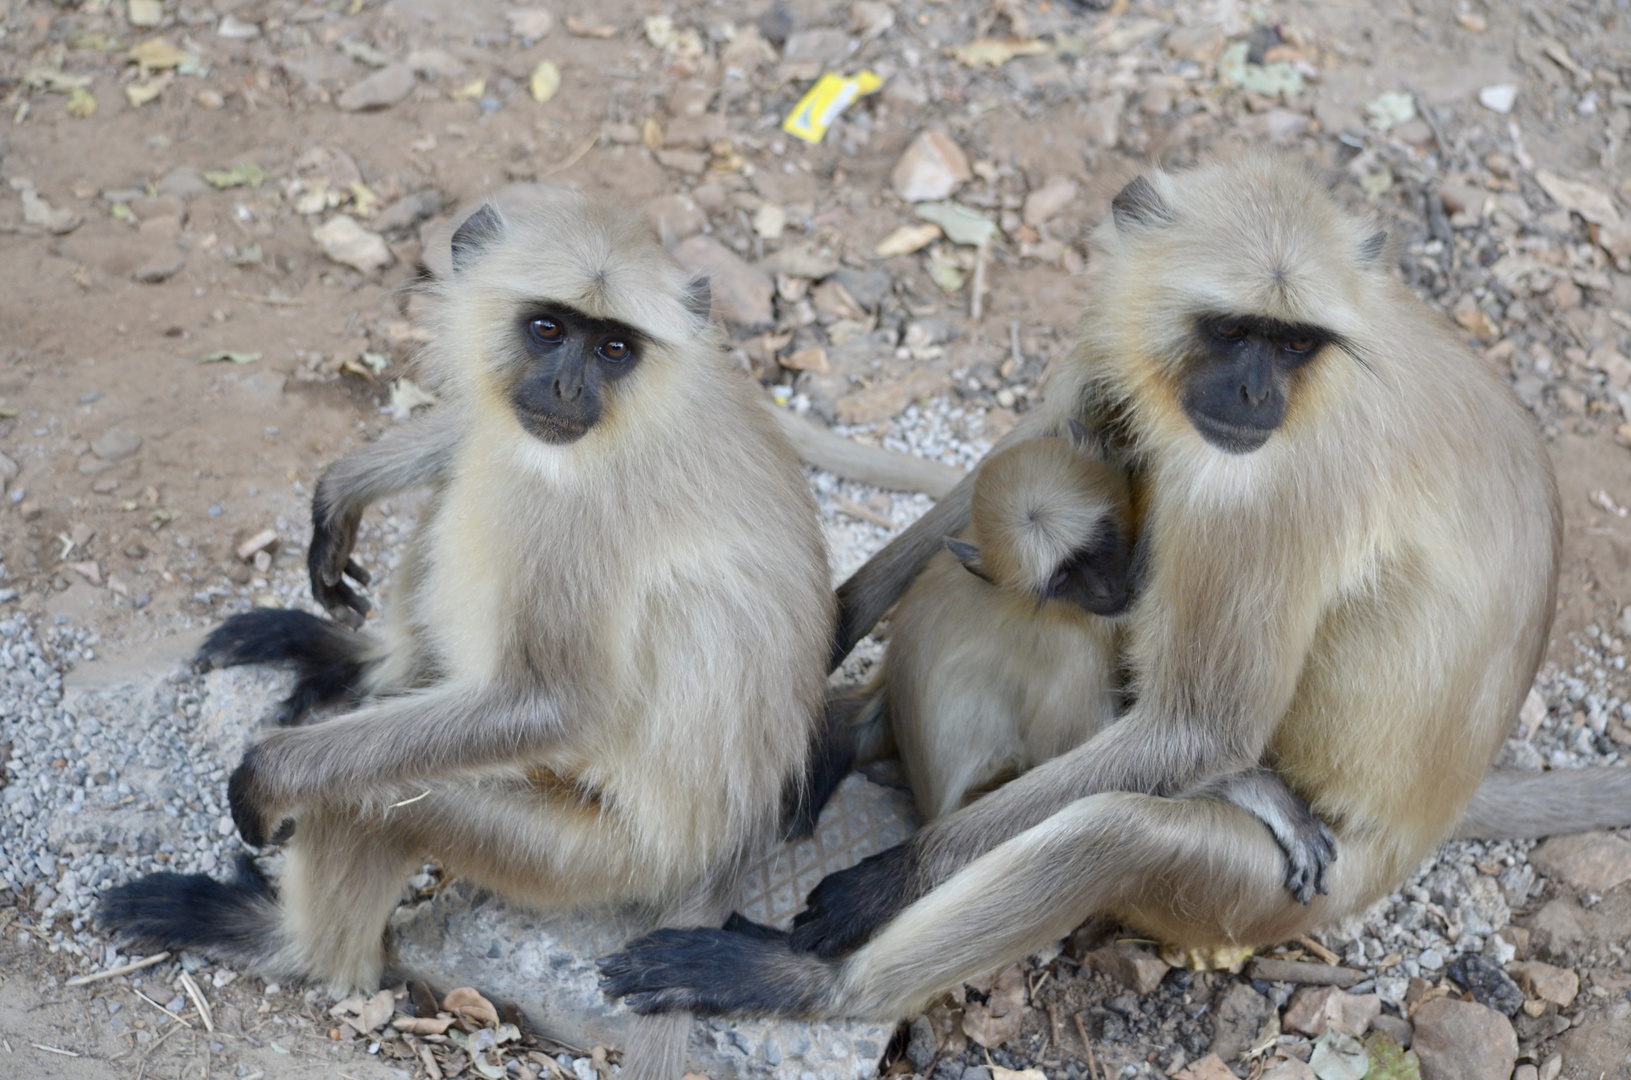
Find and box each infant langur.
[850,428,1333,900]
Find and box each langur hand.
[1281,817,1337,905]
[789,843,918,957]
[228,738,298,848]
[307,497,371,626]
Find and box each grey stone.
[1411,999,1517,1080]
[336,63,417,111]
[91,429,142,461]
[673,235,775,328]
[781,29,855,67]
[1445,954,1523,1016]
[1369,1012,1412,1048]
[374,190,445,234]
[760,244,840,281]
[394,774,913,1079]
[832,269,891,312]
[133,252,186,284]
[906,1016,936,1071]
[646,194,708,244]
[1210,981,1271,1062]
[311,215,393,273]
[156,166,211,199]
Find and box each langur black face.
[1045,517,1133,616]
[1178,314,1332,454]
[508,306,645,444]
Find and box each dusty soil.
[2,0,1630,1077]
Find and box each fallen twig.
[31,1044,79,1057]
[132,988,194,1029]
[66,951,171,987]
[177,971,214,1032]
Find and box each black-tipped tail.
[600,924,836,1019]
[97,854,281,964]
[197,609,370,725]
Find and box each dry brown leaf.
[360,989,395,1032]
[566,16,617,38]
[782,346,830,375]
[1536,170,1622,226]
[986,964,1026,1015]
[1171,1054,1235,1080]
[989,1069,1046,1080]
[394,1015,457,1035]
[952,38,1050,67]
[875,223,942,257]
[442,987,500,1028]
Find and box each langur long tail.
[1457,766,1631,839]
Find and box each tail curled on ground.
[97,854,284,969]
[1457,766,1631,839]
[195,608,373,725]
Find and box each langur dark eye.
[1215,322,1247,342]
[1047,568,1069,595]
[529,318,565,344]
[598,340,630,363]
[1285,338,1316,354]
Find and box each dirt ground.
[2,0,1631,1076]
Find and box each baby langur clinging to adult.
[880,425,1136,820]
[845,426,1334,898]
[600,156,1630,1024]
[99,188,834,1078]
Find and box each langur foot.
[1157,942,1255,973]
[600,925,832,1018]
[788,843,918,957]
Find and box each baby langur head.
[434,187,716,446]
[947,423,1134,617]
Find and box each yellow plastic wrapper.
[782,70,883,144]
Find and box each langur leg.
[107,779,692,994]
[604,793,1357,1020]
[277,803,423,993]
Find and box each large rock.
[1411,999,1517,1080]
[394,773,913,1080]
[1529,830,1631,893]
[672,235,774,328]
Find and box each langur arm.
[831,472,974,668]
[1203,768,1336,904]
[227,683,563,846]
[308,405,464,624]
